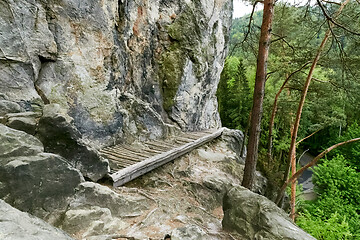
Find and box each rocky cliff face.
[0,0,232,148]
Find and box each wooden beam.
[142,148,162,154]
[111,128,224,187]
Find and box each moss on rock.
[159,44,187,112]
[159,3,208,112]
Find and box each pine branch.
[317,0,360,36]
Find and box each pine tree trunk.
[276,0,350,217]
[242,0,275,189]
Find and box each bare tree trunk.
[276,137,360,205]
[290,146,296,220]
[242,0,275,189]
[276,0,350,217]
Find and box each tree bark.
[276,0,350,216]
[242,0,275,189]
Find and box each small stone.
[0,100,22,116]
[7,116,38,135]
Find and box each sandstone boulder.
[0,0,231,146]
[0,199,73,240]
[222,186,315,240]
[0,124,83,223]
[37,104,109,181]
[171,225,207,240]
[60,182,150,239]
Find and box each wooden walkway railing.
[100,128,224,187]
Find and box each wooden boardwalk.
[100,128,224,187]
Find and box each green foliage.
[217,56,252,130]
[297,211,352,240]
[229,1,360,174]
[331,122,360,169]
[313,155,360,203]
[297,155,360,239]
[229,2,360,239]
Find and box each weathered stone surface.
[0,123,43,157]
[5,112,41,135]
[0,0,232,146]
[167,0,233,131]
[37,104,109,181]
[0,124,83,224]
[68,182,150,218]
[61,206,128,238]
[220,128,247,162]
[222,186,315,240]
[0,0,57,101]
[60,182,150,239]
[0,100,23,116]
[171,225,207,240]
[0,199,74,240]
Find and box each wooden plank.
[176,136,196,143]
[142,148,162,154]
[111,149,146,160]
[120,146,154,158]
[101,154,135,166]
[100,149,143,163]
[101,154,132,168]
[152,139,180,148]
[111,128,224,187]
[116,147,153,158]
[145,144,170,152]
[180,135,198,140]
[145,141,172,150]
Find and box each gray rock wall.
[0,0,232,147]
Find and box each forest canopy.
[219,1,360,238]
